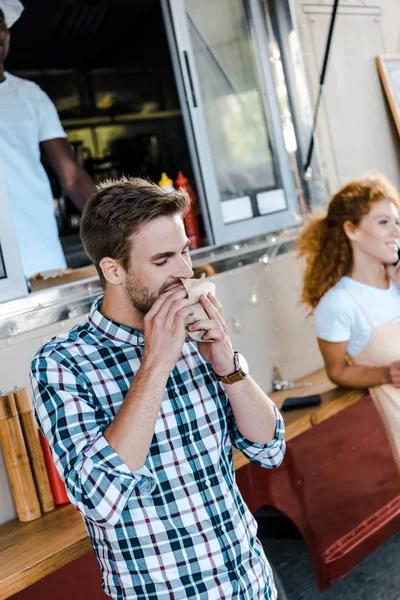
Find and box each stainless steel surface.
[0,276,101,342]
[192,231,297,274]
[271,365,311,392]
[0,230,298,341]
[271,379,312,392]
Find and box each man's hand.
[188,292,235,376]
[143,287,193,375]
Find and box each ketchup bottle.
[175,171,202,249]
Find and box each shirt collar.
[88,297,145,346]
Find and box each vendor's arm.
[33,83,95,210]
[42,138,95,211]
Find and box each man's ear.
[99,257,125,286]
[343,220,358,242]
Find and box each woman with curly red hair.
[298,174,400,467]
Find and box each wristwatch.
[214,352,249,384]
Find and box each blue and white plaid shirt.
[30,298,285,600]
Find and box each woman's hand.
[388,361,400,388]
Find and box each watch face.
[236,353,249,375]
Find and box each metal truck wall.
[293,0,400,195]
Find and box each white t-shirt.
[0,72,67,277]
[314,276,400,357]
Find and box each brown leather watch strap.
[219,371,246,385]
[214,352,247,385]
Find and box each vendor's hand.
[188,292,235,376]
[143,288,193,375]
[388,361,400,388]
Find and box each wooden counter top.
[0,369,366,599]
[0,504,91,599]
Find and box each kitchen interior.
[8,0,206,269]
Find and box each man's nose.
[174,259,194,280]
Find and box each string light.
[224,241,283,333]
[250,291,258,306]
[304,166,313,181]
[233,316,242,334]
[292,212,304,224]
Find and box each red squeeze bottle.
[39,430,70,505]
[175,171,202,249]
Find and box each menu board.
[377,56,400,138]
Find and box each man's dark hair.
[80,177,189,287]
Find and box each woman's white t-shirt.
[314,276,400,357]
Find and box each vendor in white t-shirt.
[297,174,400,470]
[0,1,95,278]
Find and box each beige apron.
[343,284,400,468]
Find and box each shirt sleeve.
[313,292,352,343]
[30,355,156,526]
[31,84,67,142]
[228,401,286,469]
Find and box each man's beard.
[125,276,157,314]
[125,271,182,314]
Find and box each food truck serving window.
[165,0,299,245]
[0,0,303,301]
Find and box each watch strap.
[214,351,246,385]
[218,371,246,385]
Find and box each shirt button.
[138,337,144,344]
[188,433,194,442]
[205,479,212,488]
[220,524,226,533]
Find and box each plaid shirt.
[30,298,285,600]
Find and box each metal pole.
[303,0,340,180]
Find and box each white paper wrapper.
[181,274,216,343]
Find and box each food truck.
[1,1,400,598]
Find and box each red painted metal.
[236,395,400,590]
[9,552,106,600]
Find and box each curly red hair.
[297,175,400,312]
